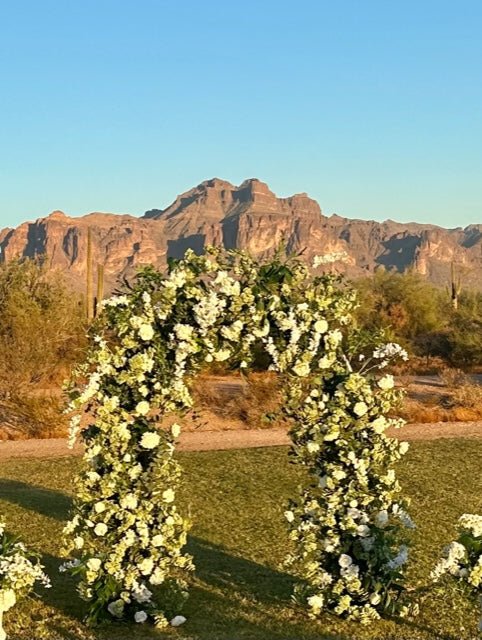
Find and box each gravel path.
[0,421,481,460]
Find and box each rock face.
[2,177,482,291]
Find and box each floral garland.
[431,514,482,634]
[63,248,414,626]
[0,522,50,639]
[284,342,417,624]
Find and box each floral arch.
[63,248,414,627]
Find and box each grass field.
[0,440,480,639]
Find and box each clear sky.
[1,0,481,229]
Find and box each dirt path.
[0,421,481,460]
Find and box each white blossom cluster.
[64,247,413,626]
[0,522,50,615]
[284,355,416,623]
[432,514,482,590]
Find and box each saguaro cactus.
[86,228,94,321]
[94,263,104,318]
[450,261,461,311]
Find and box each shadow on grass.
[0,478,71,520]
[188,536,294,605]
[0,479,456,639]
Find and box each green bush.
[0,259,87,436]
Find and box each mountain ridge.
[1,178,481,292]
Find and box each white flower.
[175,324,193,341]
[171,423,181,438]
[74,536,84,549]
[284,510,295,523]
[135,610,148,623]
[214,349,231,361]
[94,523,108,536]
[307,594,324,611]
[107,599,125,618]
[87,558,102,572]
[152,534,164,547]
[292,361,311,377]
[139,324,154,341]
[339,554,353,568]
[138,557,154,575]
[0,589,16,611]
[378,375,394,390]
[162,488,175,503]
[120,493,138,510]
[94,502,106,513]
[356,524,371,537]
[370,416,387,434]
[170,615,187,627]
[353,401,368,417]
[399,441,410,455]
[375,510,389,528]
[314,319,328,334]
[136,401,150,416]
[140,431,161,449]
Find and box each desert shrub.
[192,372,285,428]
[438,367,469,389]
[0,259,87,437]
[354,271,446,348]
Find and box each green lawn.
[0,440,481,640]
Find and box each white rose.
[371,416,387,434]
[74,536,84,549]
[140,431,161,449]
[170,615,187,627]
[87,558,102,572]
[378,374,394,390]
[314,319,328,334]
[284,510,295,523]
[356,524,371,537]
[214,349,231,361]
[120,493,138,510]
[339,554,353,568]
[136,401,150,416]
[353,401,368,417]
[318,356,332,369]
[94,523,108,536]
[135,610,148,623]
[175,324,193,341]
[139,324,154,341]
[152,534,164,547]
[138,557,154,575]
[94,501,106,513]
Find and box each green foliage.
[0,259,86,394]
[353,271,482,368]
[0,259,87,437]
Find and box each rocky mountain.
[2,177,482,291]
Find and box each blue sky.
[1,0,481,228]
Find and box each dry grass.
[400,367,482,423]
[0,392,68,440]
[192,372,286,430]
